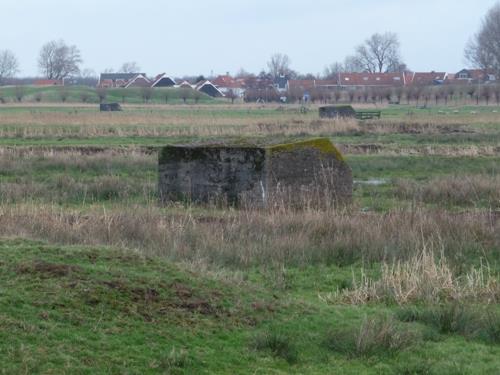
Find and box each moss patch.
[267,138,345,161]
[159,137,345,164]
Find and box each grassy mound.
[0,86,215,104]
[1,239,499,374]
[0,238,270,374]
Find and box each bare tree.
[119,62,141,73]
[347,90,355,103]
[323,62,345,78]
[482,85,493,105]
[141,87,154,103]
[332,90,342,103]
[15,86,25,102]
[180,87,192,104]
[439,86,450,106]
[59,87,69,103]
[119,89,129,103]
[80,91,90,103]
[96,88,107,103]
[493,85,500,105]
[193,90,202,104]
[353,32,404,73]
[0,50,19,84]
[267,53,292,78]
[38,40,82,80]
[226,89,237,104]
[160,89,170,104]
[465,3,500,73]
[394,87,404,104]
[344,55,365,72]
[382,88,392,104]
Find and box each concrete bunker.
[158,138,352,207]
[319,105,357,119]
[100,103,122,112]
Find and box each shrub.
[251,330,298,363]
[96,88,107,103]
[418,303,473,335]
[141,87,153,103]
[15,86,24,102]
[80,92,90,103]
[325,315,418,357]
[159,347,190,373]
[397,304,500,344]
[59,88,69,103]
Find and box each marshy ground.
[0,103,499,374]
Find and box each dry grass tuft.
[0,204,497,271]
[328,248,499,305]
[325,315,418,357]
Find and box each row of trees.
[243,84,500,106]
[3,83,499,106]
[0,86,205,105]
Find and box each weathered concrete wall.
[159,138,352,207]
[266,139,352,205]
[159,146,266,205]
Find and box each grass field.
[0,102,499,374]
[0,86,216,105]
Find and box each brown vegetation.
[395,175,500,208]
[0,204,497,270]
[329,249,499,305]
[0,108,498,143]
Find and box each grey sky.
[1,0,497,77]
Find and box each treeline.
[244,84,500,106]
[0,86,210,105]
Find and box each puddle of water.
[354,179,388,186]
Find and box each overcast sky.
[1,0,497,77]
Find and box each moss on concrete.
[267,138,345,161]
[159,138,345,165]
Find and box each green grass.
[0,148,499,210]
[0,86,217,104]
[350,154,500,179]
[1,238,499,374]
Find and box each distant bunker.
[100,103,122,112]
[319,105,356,119]
[158,138,352,207]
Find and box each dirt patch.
[172,282,193,299]
[100,280,161,303]
[16,260,83,277]
[170,282,218,315]
[175,298,217,315]
[97,279,221,316]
